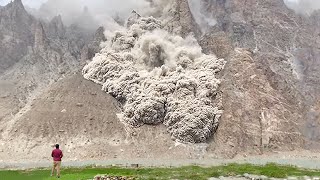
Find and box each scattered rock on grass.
[93,175,135,180]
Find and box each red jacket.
[51,149,63,161]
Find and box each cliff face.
[0,0,34,73]
[0,0,105,129]
[191,0,320,156]
[159,0,201,37]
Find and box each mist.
[0,0,46,8]
[25,0,152,31]
[187,0,216,33]
[284,0,320,15]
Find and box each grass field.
[1,163,320,180]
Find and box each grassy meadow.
[1,163,320,180]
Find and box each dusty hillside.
[0,73,210,162]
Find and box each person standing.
[51,144,63,178]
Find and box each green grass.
[1,163,320,180]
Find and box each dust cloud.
[187,0,216,33]
[82,12,225,143]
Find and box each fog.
[3,0,320,24]
[35,0,152,30]
[284,0,320,15]
[0,0,152,31]
[0,0,46,8]
[187,0,216,33]
[8,0,319,33]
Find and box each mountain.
[0,0,319,163]
[198,0,320,157]
[0,0,105,142]
[81,0,320,158]
[0,0,34,73]
[83,0,320,157]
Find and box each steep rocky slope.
[0,0,107,159]
[211,49,303,157]
[0,0,34,73]
[0,0,105,129]
[199,0,320,157]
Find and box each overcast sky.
[0,0,315,18]
[0,0,47,8]
[0,0,301,9]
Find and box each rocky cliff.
[0,0,105,139]
[0,0,33,73]
[196,0,320,157]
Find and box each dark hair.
[55,144,59,149]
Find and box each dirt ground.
[1,151,320,170]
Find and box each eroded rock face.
[47,15,65,39]
[195,0,320,156]
[0,0,105,126]
[81,26,107,61]
[212,49,303,157]
[159,0,201,37]
[0,0,34,73]
[83,13,225,143]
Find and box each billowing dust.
[83,12,225,143]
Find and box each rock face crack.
[83,13,225,143]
